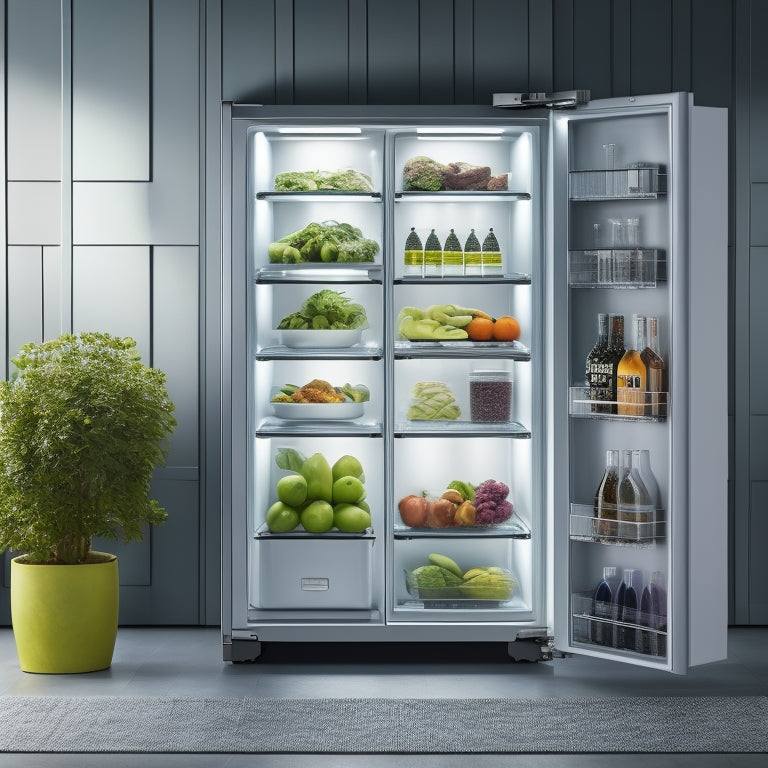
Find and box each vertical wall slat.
[630,0,672,96]
[572,0,612,98]
[552,0,574,92]
[612,0,631,96]
[348,0,367,104]
[691,0,732,108]
[72,0,150,181]
[529,0,554,93]
[419,0,454,104]
[472,0,528,103]
[274,0,294,103]
[7,246,43,360]
[367,0,419,104]
[221,0,275,103]
[671,0,692,93]
[6,0,61,181]
[42,246,62,341]
[453,0,474,102]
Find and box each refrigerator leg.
[223,638,263,663]
[507,631,566,663]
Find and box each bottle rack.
[569,504,664,546]
[568,166,667,200]
[571,593,668,658]
[568,387,668,421]
[568,250,666,288]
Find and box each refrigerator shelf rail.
[568,387,668,421]
[255,420,382,437]
[568,167,667,200]
[256,346,383,360]
[394,420,530,438]
[568,250,666,288]
[394,517,531,539]
[395,273,531,285]
[256,264,383,283]
[256,191,382,202]
[394,191,531,202]
[394,339,530,360]
[569,505,664,547]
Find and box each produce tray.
[404,568,516,602]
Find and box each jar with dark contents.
[469,369,513,422]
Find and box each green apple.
[276,474,308,507]
[331,455,365,483]
[265,501,300,533]
[333,503,371,533]
[300,500,334,533]
[332,475,365,504]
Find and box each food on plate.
[407,381,461,421]
[268,220,379,264]
[277,289,368,330]
[465,316,494,341]
[271,380,369,406]
[440,489,463,505]
[273,168,373,192]
[341,383,370,403]
[454,500,477,526]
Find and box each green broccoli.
[402,156,447,191]
[273,168,373,192]
[273,171,319,191]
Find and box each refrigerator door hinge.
[508,629,569,662]
[492,90,590,109]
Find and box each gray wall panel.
[611,0,630,96]
[553,0,575,92]
[6,0,61,181]
[7,182,61,246]
[348,0,367,103]
[751,0,768,180]
[42,246,62,341]
[72,246,151,363]
[294,0,347,104]
[221,0,276,103]
[419,0,454,104]
[72,0,150,181]
[529,0,553,93]
[573,0,612,98]
[749,481,768,623]
[671,0,692,93]
[153,246,199,469]
[750,247,768,414]
[751,183,768,245]
[73,0,199,245]
[92,533,151,586]
[473,0,528,100]
[367,0,419,104]
[7,247,43,362]
[453,0,474,102]
[691,0,732,108]
[750,415,768,480]
[630,0,672,96]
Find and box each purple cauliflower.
[473,479,513,525]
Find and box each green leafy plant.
[0,332,177,565]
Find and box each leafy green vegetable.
[277,289,369,331]
[274,169,373,192]
[275,447,306,472]
[269,220,379,264]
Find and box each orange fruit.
[492,316,521,342]
[465,316,494,341]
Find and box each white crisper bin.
[251,529,375,609]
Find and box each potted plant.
[0,332,176,673]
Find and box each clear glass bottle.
[481,227,502,276]
[586,313,609,412]
[617,314,647,416]
[403,227,423,276]
[593,449,619,541]
[423,229,442,277]
[464,229,482,276]
[634,449,661,536]
[442,228,463,276]
[618,450,653,542]
[640,315,665,416]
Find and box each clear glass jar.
[469,369,513,422]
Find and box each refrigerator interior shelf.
[255,525,375,540]
[256,263,383,283]
[571,593,668,659]
[568,249,666,288]
[255,418,383,437]
[257,345,383,360]
[256,191,382,202]
[394,420,530,438]
[569,387,668,421]
[568,167,667,200]
[247,608,382,623]
[394,515,531,539]
[569,504,664,546]
[394,191,531,202]
[395,339,530,360]
[395,273,531,285]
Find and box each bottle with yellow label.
[464,229,482,276]
[442,229,463,276]
[617,314,647,416]
[423,229,442,277]
[404,227,423,276]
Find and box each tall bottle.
[617,568,643,651]
[593,449,619,540]
[591,566,621,646]
[464,229,482,276]
[640,315,665,416]
[639,570,666,657]
[423,229,442,277]
[403,227,423,276]
[618,449,653,542]
[634,448,661,538]
[442,228,464,276]
[605,314,625,414]
[617,314,647,416]
[586,313,609,412]
[481,227,502,276]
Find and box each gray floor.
[1,626,766,767]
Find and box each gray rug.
[0,695,766,753]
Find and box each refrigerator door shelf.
[395,273,531,285]
[568,249,666,288]
[256,191,382,202]
[394,516,531,539]
[394,340,530,360]
[568,387,668,422]
[569,504,664,547]
[256,264,383,284]
[255,419,382,437]
[394,420,530,438]
[256,345,384,360]
[394,191,531,202]
[568,167,667,200]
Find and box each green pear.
[300,452,333,502]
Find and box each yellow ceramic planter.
[11,552,119,673]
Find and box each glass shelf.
[255,417,383,437]
[256,264,383,283]
[394,514,531,539]
[569,504,664,547]
[395,339,530,360]
[394,191,531,202]
[256,191,382,202]
[256,345,384,361]
[395,272,531,285]
[568,166,667,200]
[568,250,665,288]
[571,592,667,658]
[569,387,668,421]
[394,419,530,438]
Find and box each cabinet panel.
[6,0,61,181]
[42,246,63,341]
[7,247,43,362]
[72,0,150,181]
[7,182,61,246]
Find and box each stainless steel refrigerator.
[220,92,728,673]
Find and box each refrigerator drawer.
[251,534,374,609]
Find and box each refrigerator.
[220,92,728,673]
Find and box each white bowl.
[272,401,365,421]
[279,328,363,349]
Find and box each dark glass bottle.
[594,449,619,540]
[586,313,609,412]
[605,314,625,414]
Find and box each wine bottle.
[605,314,625,414]
[617,314,647,416]
[640,315,665,416]
[594,449,619,540]
[618,450,653,542]
[586,313,609,413]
